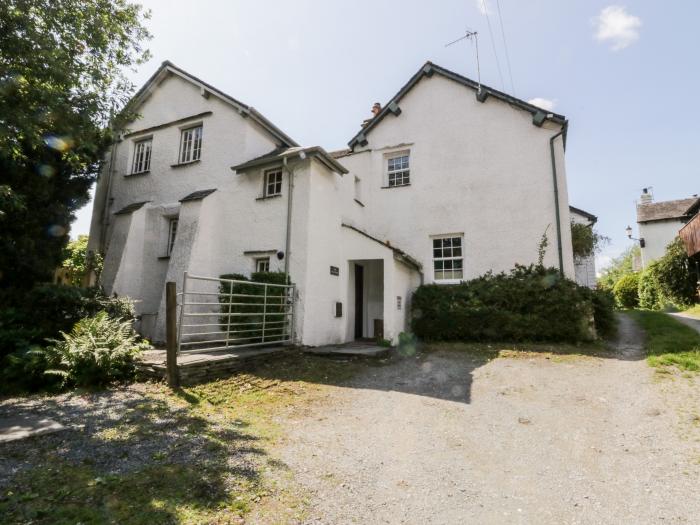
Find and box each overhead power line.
[495,0,516,95]
[480,0,505,91]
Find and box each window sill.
[125,170,150,177]
[354,198,365,207]
[256,194,282,201]
[157,255,171,260]
[171,159,201,168]
[434,278,463,285]
[381,183,411,189]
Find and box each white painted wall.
[91,64,578,348]
[570,209,597,288]
[639,220,683,267]
[338,73,575,283]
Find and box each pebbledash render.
[88,60,589,346]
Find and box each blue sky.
[73,0,699,270]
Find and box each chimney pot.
[371,102,382,116]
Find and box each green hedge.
[411,265,605,343]
[219,272,290,345]
[613,272,640,308]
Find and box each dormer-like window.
[387,153,410,187]
[264,168,283,197]
[179,125,202,164]
[131,138,152,174]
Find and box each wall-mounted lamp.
[626,225,646,248]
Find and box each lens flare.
[37,164,56,177]
[48,224,67,237]
[43,135,74,152]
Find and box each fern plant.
[42,311,149,388]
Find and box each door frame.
[354,263,364,339]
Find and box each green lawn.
[629,310,700,372]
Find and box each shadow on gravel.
[241,313,646,407]
[0,388,268,523]
[240,345,498,405]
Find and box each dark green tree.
[0,0,150,292]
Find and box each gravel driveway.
[277,314,700,524]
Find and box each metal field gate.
[177,272,295,353]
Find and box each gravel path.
[278,314,700,524]
[668,312,700,335]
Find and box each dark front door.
[354,264,364,339]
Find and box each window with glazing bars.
[179,126,202,163]
[264,169,283,197]
[255,257,270,272]
[387,154,410,187]
[167,218,178,256]
[131,139,152,174]
[433,236,463,281]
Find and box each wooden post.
[165,281,179,388]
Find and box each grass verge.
[684,305,700,319]
[629,310,700,372]
[0,353,369,524]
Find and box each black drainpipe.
[549,128,565,275]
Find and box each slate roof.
[114,201,149,215]
[636,197,699,223]
[180,189,217,202]
[125,61,298,147]
[341,223,422,270]
[347,61,568,150]
[569,205,597,224]
[231,146,349,175]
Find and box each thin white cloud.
[527,97,557,112]
[476,0,490,15]
[594,6,642,51]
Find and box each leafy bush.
[411,265,599,343]
[612,272,640,308]
[589,288,617,337]
[571,221,608,259]
[0,285,139,392]
[41,312,148,388]
[638,263,662,310]
[598,246,640,291]
[219,272,291,345]
[637,239,698,310]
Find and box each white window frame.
[386,152,410,187]
[255,257,270,273]
[263,168,283,197]
[167,218,178,256]
[131,138,152,174]
[178,125,203,164]
[432,234,464,282]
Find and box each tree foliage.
[0,0,150,291]
[597,245,640,291]
[61,235,103,286]
[638,238,698,310]
[571,221,609,259]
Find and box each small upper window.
[131,139,152,174]
[167,218,178,256]
[387,154,410,187]
[255,257,270,273]
[433,235,463,281]
[264,169,283,197]
[179,125,202,164]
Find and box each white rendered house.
[569,206,598,288]
[635,189,699,268]
[89,61,577,346]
